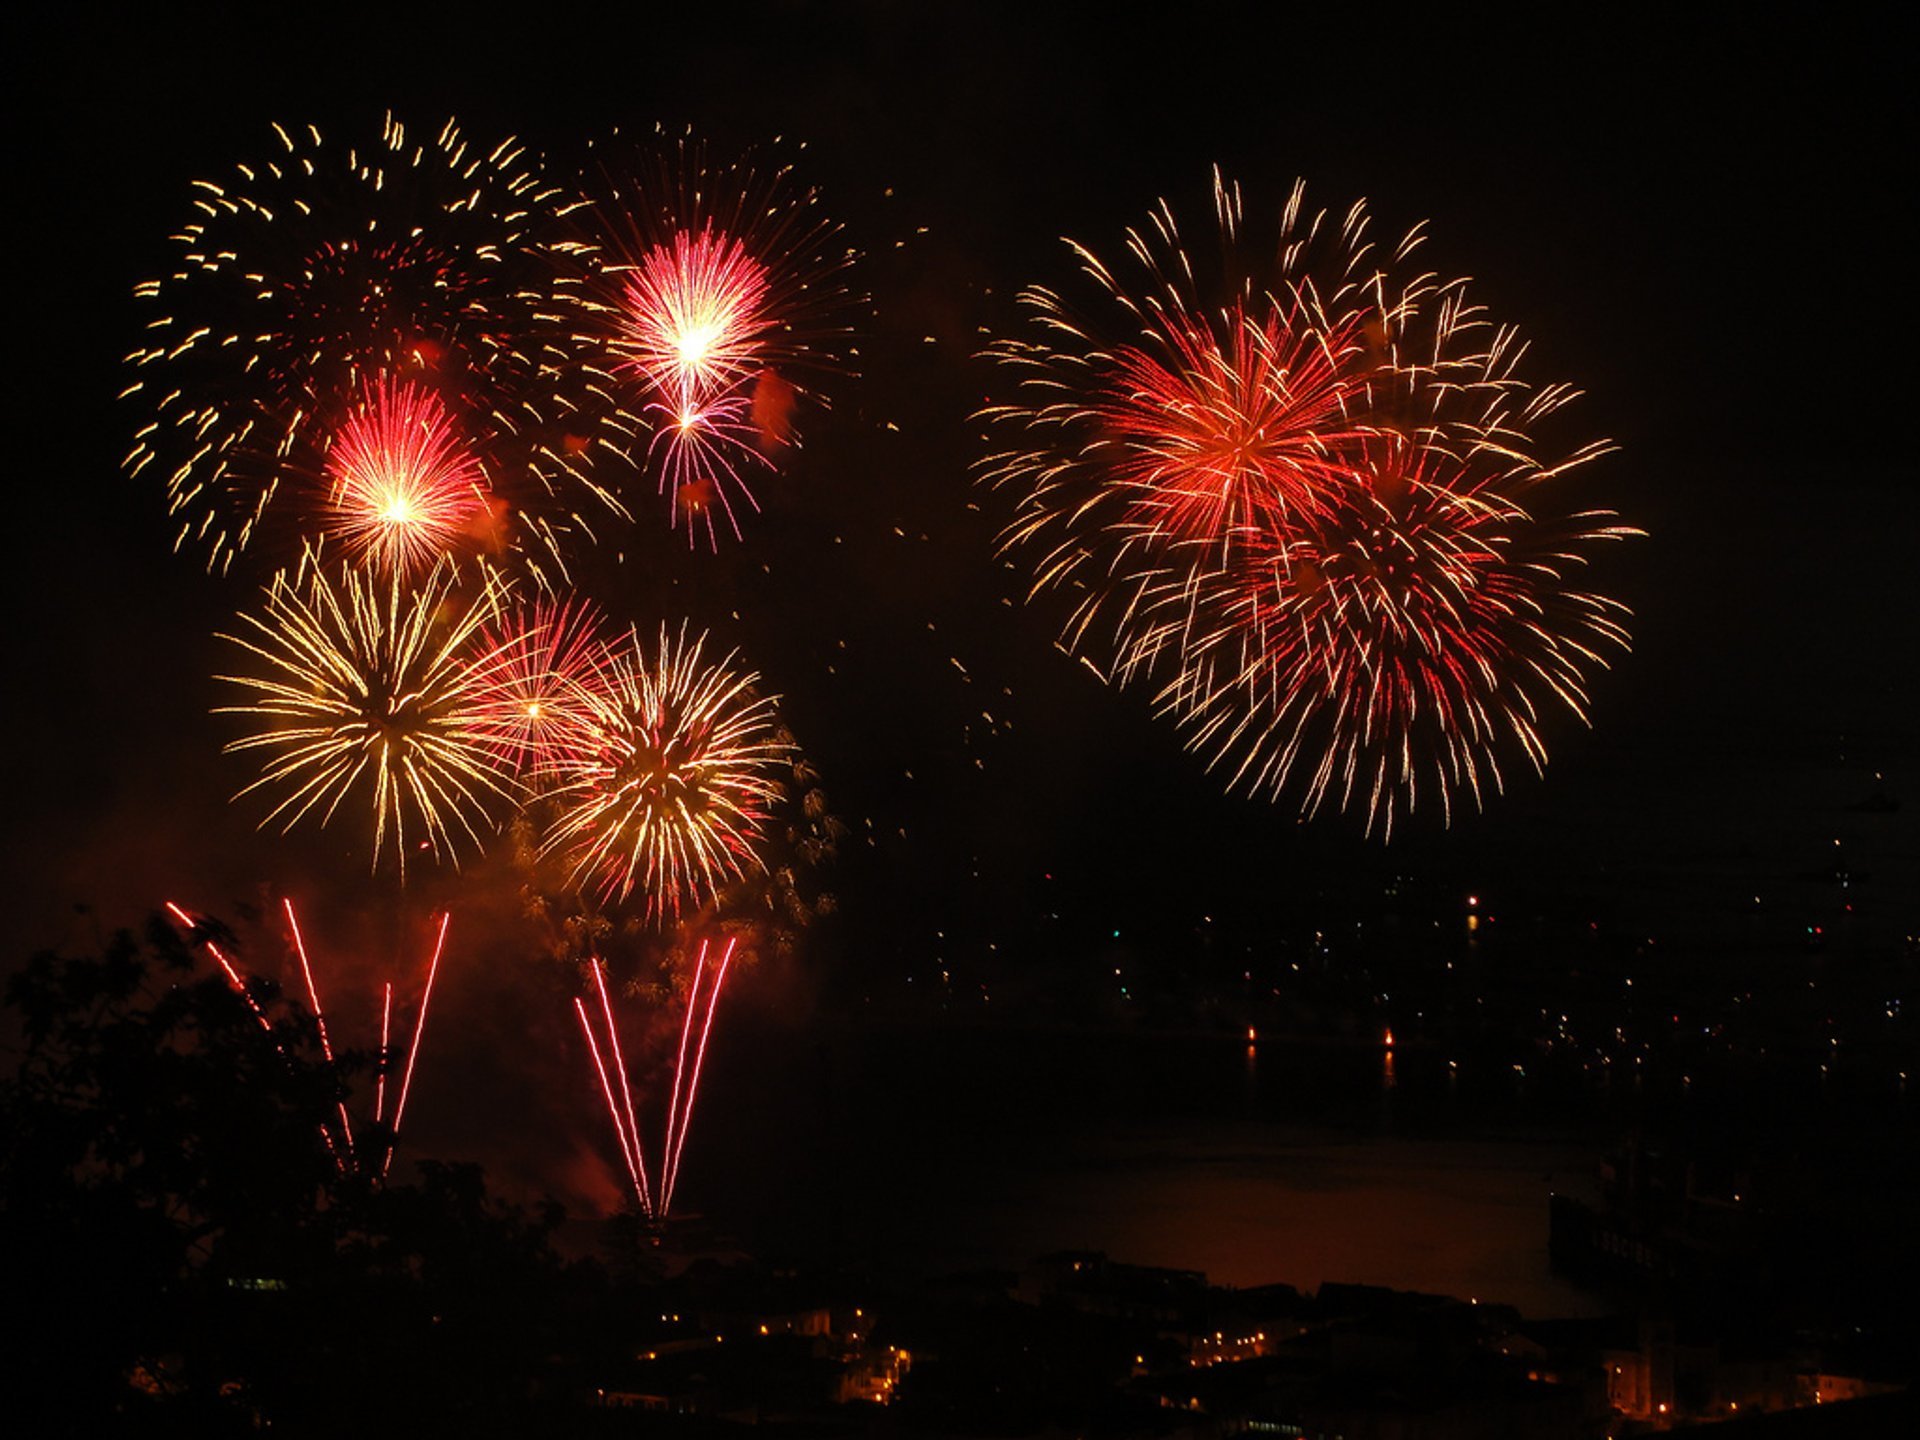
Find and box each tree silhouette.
[2,918,598,1435]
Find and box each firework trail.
[534,622,789,918]
[283,898,357,1156]
[165,900,451,1174]
[124,114,621,581]
[572,938,737,1219]
[564,131,856,545]
[217,557,526,875]
[981,172,1638,835]
[382,910,448,1177]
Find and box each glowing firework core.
[538,624,788,917]
[623,229,771,402]
[325,378,488,572]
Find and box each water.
[674,1019,1611,1317]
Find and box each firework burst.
[321,375,491,573]
[563,131,856,546]
[217,558,525,873]
[125,114,620,579]
[982,173,1638,834]
[536,623,789,917]
[477,595,610,773]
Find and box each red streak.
[574,996,646,1206]
[284,899,356,1160]
[662,938,735,1216]
[167,902,276,1034]
[592,959,654,1213]
[374,981,393,1125]
[383,910,449,1177]
[167,900,344,1171]
[659,941,706,1212]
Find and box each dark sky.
[6,6,1913,1212]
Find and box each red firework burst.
[1171,428,1636,837]
[1097,296,1377,549]
[984,172,1639,834]
[565,131,856,546]
[322,376,490,572]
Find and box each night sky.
[8,7,1914,1222]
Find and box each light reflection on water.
[922,1120,1607,1318]
[690,1023,1612,1319]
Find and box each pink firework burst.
[322,376,490,573]
[566,131,856,547]
[642,389,766,545]
[622,229,772,405]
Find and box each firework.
[622,228,773,402]
[536,623,788,917]
[169,899,453,1176]
[383,910,448,1177]
[565,131,856,545]
[217,558,525,874]
[477,595,611,772]
[125,114,620,578]
[982,173,1637,834]
[1173,427,1638,836]
[572,938,737,1218]
[322,375,492,573]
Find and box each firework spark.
[536,623,789,917]
[217,558,525,874]
[125,114,620,579]
[982,173,1638,835]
